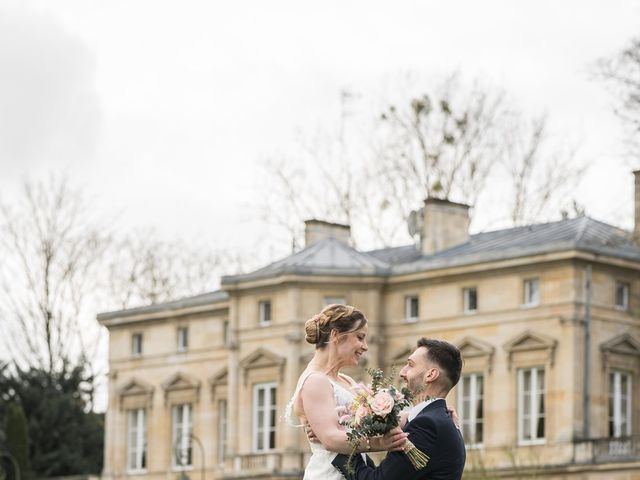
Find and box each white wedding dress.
[284,371,357,480]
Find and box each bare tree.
[500,113,586,226]
[0,176,247,378]
[0,175,110,374]
[598,36,640,161]
[374,75,507,210]
[260,75,587,251]
[105,230,243,310]
[258,89,365,251]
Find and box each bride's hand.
[378,427,408,452]
[305,423,319,443]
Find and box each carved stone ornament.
[503,330,557,371]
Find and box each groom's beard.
[403,378,425,400]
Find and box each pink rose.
[371,390,394,416]
[339,413,352,426]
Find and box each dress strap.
[283,370,322,427]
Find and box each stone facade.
[98,212,640,480]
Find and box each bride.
[285,304,407,479]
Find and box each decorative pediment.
[240,347,286,385]
[457,337,495,373]
[457,337,495,358]
[209,366,228,399]
[600,333,640,371]
[118,378,154,397]
[161,372,201,392]
[503,331,557,370]
[117,378,154,410]
[161,372,201,405]
[240,347,285,370]
[210,366,228,386]
[601,334,640,356]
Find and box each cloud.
[0,4,101,175]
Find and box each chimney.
[634,170,640,243]
[420,198,470,255]
[304,219,351,247]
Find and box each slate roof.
[100,216,640,319]
[389,216,640,274]
[221,237,390,284]
[97,290,229,322]
[223,216,640,283]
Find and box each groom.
[332,337,466,480]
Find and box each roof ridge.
[574,216,590,243]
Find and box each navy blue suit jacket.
[332,399,466,480]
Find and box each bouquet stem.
[404,440,430,469]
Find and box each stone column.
[226,295,240,459]
[102,369,117,480]
[366,287,383,369]
[281,287,303,473]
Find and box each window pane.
[536,415,545,438]
[325,297,346,306]
[467,289,477,310]
[616,283,629,308]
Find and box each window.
[177,327,188,352]
[223,320,230,346]
[523,278,540,307]
[458,374,484,446]
[463,287,478,313]
[324,296,346,306]
[253,383,277,452]
[127,409,147,471]
[404,295,419,322]
[518,367,545,444]
[218,400,227,463]
[609,371,632,438]
[258,301,271,326]
[172,404,192,468]
[132,333,143,356]
[615,282,630,310]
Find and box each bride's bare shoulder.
[300,371,331,393]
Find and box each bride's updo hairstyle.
[304,304,367,348]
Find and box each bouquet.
[341,368,430,472]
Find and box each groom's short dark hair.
[417,338,462,389]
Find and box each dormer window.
[259,301,272,326]
[177,327,188,352]
[523,278,540,307]
[463,287,478,314]
[615,282,630,310]
[132,333,143,356]
[405,295,419,322]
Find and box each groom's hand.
[379,427,408,452]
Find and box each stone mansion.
[98,172,640,480]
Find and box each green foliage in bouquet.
[343,368,429,473]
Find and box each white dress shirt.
[407,397,443,422]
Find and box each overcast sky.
[1,0,640,258]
